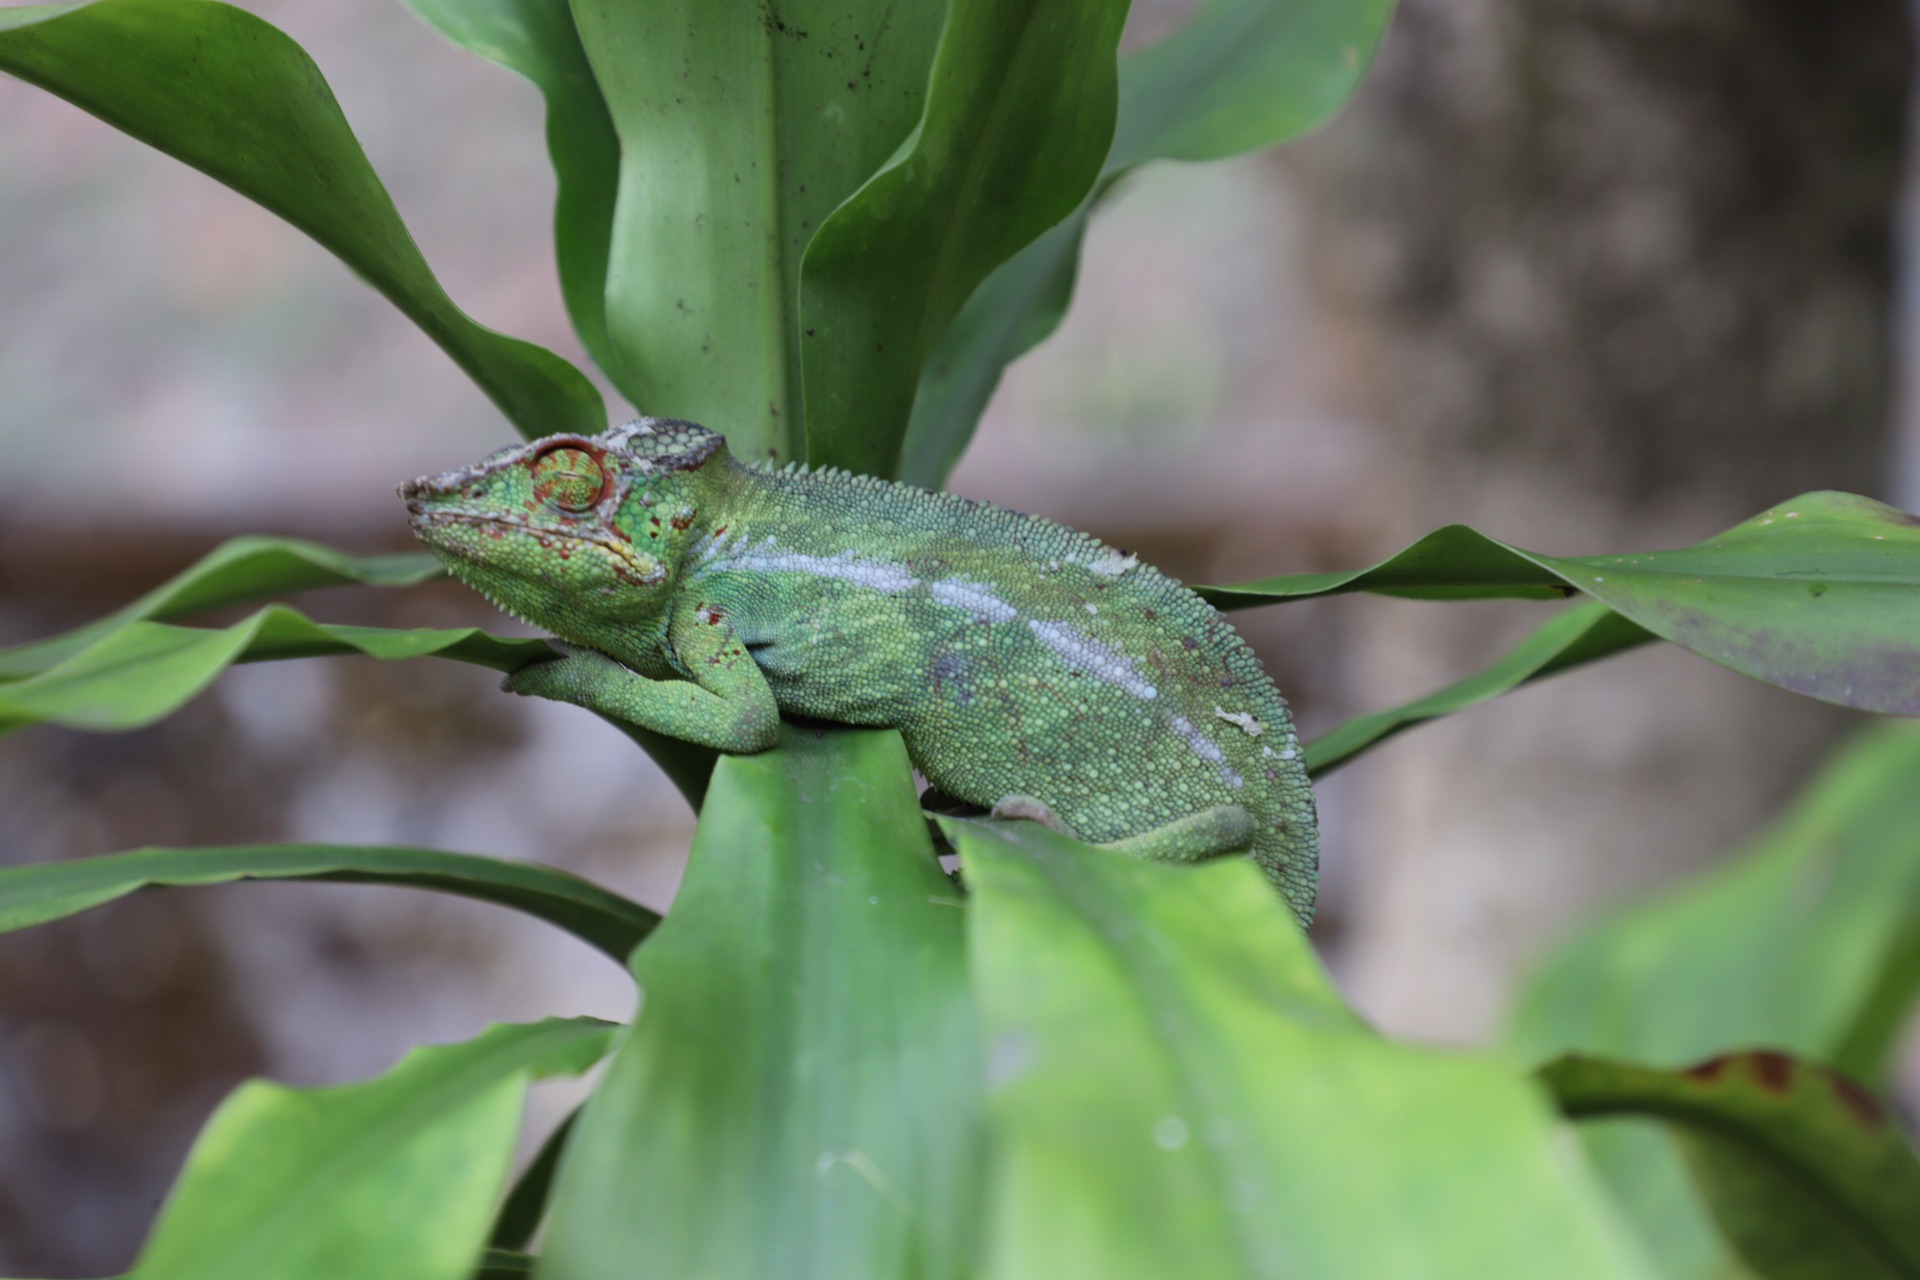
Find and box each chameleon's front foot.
[501,648,617,702]
[501,642,778,753]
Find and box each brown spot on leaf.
[1749,1051,1794,1093]
[1684,1055,1733,1083]
[1826,1071,1889,1128]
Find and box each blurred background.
[2,0,1917,1272]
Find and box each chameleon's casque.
[402,419,1318,921]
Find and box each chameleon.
[400,418,1319,922]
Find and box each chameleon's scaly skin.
[401,419,1318,921]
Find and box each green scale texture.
[402,419,1318,920]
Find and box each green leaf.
[1512,722,1920,1079]
[540,726,983,1280]
[568,0,948,465]
[477,1250,536,1278]
[1207,492,1920,715]
[901,0,1395,487]
[0,844,656,961]
[1544,1053,1920,1280]
[397,0,623,389]
[488,1108,577,1250]
[900,210,1088,487]
[952,818,1652,1279]
[0,605,554,734]
[1304,601,1654,776]
[0,0,603,439]
[0,536,443,681]
[1200,525,1573,605]
[801,0,1129,478]
[0,536,722,805]
[127,1018,612,1280]
[1512,723,1920,1276]
[1110,0,1396,168]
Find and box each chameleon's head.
[400,419,727,658]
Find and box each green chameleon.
[401,419,1319,922]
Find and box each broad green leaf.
[0,0,603,438]
[0,844,656,961]
[0,605,553,733]
[129,1018,613,1280]
[541,727,982,1280]
[901,211,1088,486]
[1304,601,1653,776]
[398,0,623,388]
[900,0,1395,487]
[568,0,948,465]
[1511,723,1920,1277]
[952,818,1652,1279]
[1512,722,1920,1080]
[1207,492,1920,715]
[0,537,443,681]
[801,0,1129,478]
[1544,1053,1920,1280]
[1110,0,1395,168]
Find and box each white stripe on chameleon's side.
[696,533,919,594]
[929,578,1019,623]
[695,533,1024,624]
[1026,620,1159,700]
[1169,714,1246,789]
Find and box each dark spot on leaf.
[1684,1055,1733,1083]
[1749,1051,1794,1093]
[1826,1071,1888,1128]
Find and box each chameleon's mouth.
[404,502,665,588]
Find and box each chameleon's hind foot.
[989,794,1080,838]
[989,797,1254,865]
[1099,804,1254,864]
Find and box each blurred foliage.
[2,1,1919,1277]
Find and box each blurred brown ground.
[1,0,1916,1273]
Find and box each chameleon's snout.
[398,470,471,523]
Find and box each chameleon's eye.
[531,446,608,512]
